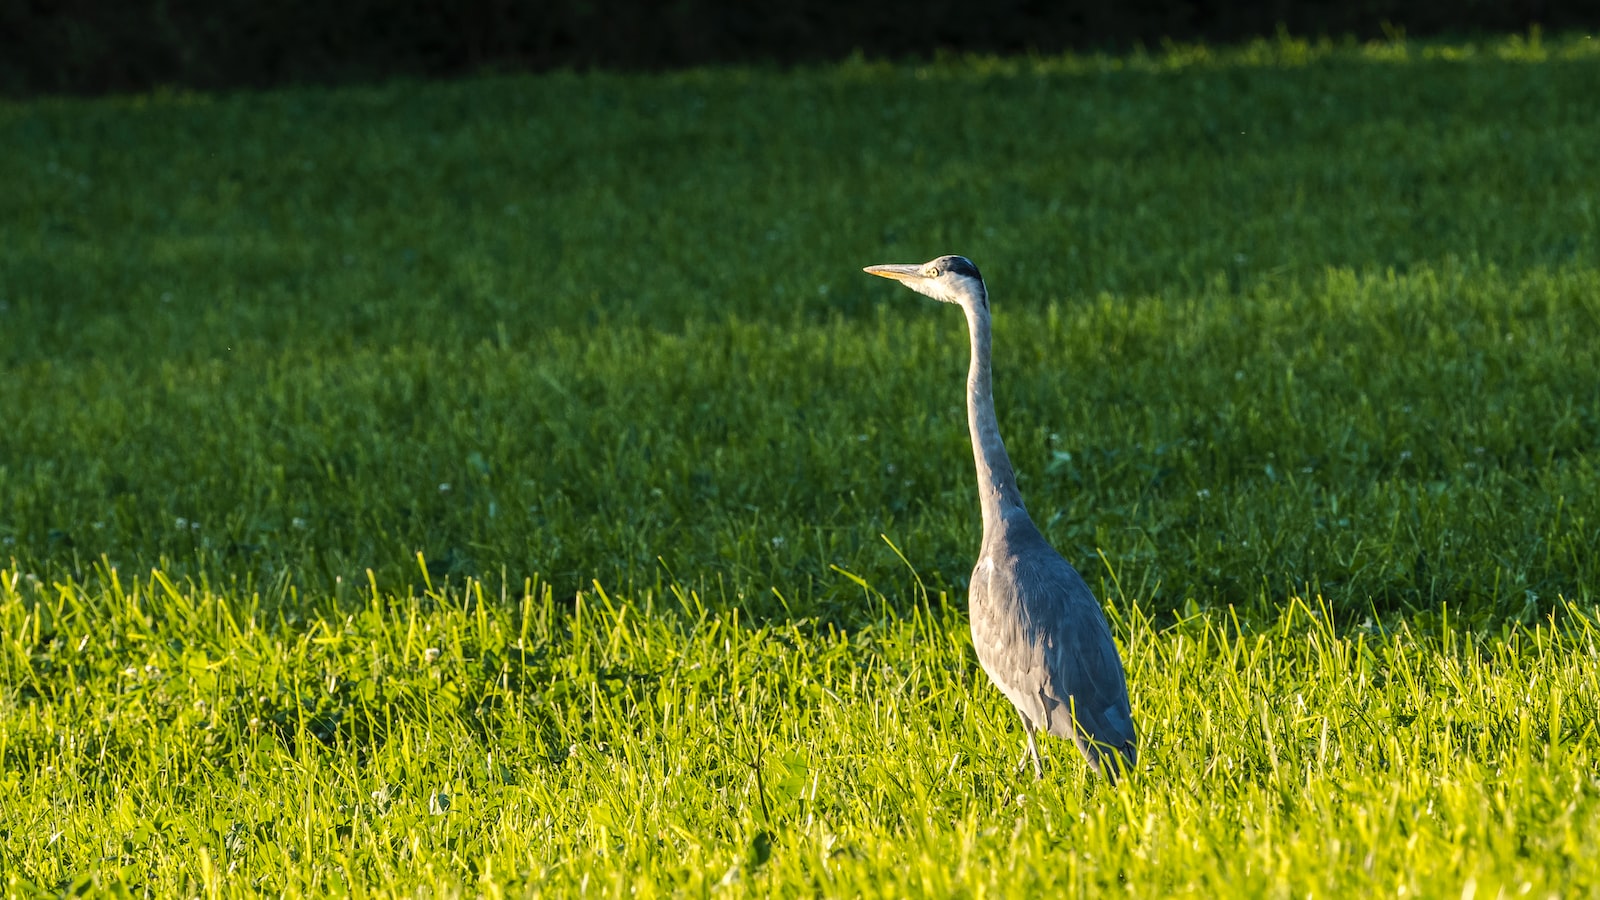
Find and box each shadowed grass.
[3,35,1598,622]
[3,262,1595,622]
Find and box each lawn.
[2,31,1599,896]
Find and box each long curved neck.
[963,300,1028,540]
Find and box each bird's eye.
[925,267,942,278]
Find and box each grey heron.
[864,255,1137,781]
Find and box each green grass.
[2,31,1600,896]
[7,570,1600,895]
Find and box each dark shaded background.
[3,0,1597,96]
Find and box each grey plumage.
[864,255,1137,781]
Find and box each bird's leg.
[1015,714,1044,780]
[1013,717,1031,774]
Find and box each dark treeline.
[3,0,1596,96]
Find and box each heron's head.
[863,255,987,308]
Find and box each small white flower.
[175,517,188,529]
[770,536,785,549]
[1399,450,1413,461]
[438,482,452,493]
[424,647,442,664]
[291,517,307,529]
[1196,489,1211,500]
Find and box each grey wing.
[983,548,1136,775]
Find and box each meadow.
[2,31,1600,896]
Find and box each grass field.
[3,31,1600,896]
